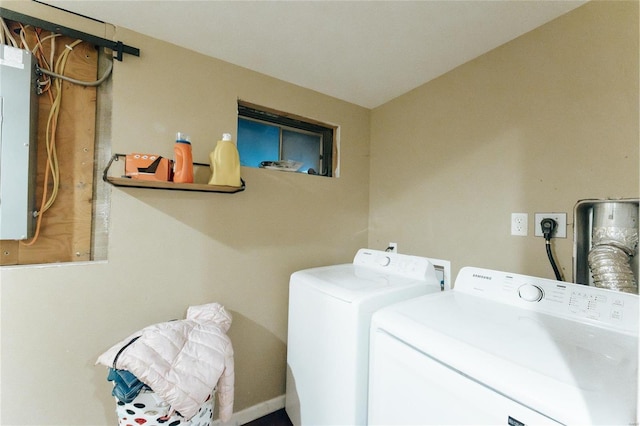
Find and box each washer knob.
[377,256,391,267]
[518,284,543,302]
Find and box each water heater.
[574,199,639,294]
[0,45,39,240]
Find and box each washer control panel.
[353,249,451,289]
[354,248,432,279]
[456,266,639,334]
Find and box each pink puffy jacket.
[97,303,234,421]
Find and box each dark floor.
[243,409,293,426]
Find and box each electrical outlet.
[388,242,397,253]
[534,213,567,238]
[511,213,528,236]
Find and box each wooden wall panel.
[0,24,97,265]
[0,240,19,265]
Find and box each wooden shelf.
[105,176,244,193]
[103,154,245,194]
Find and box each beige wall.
[0,2,370,424]
[369,0,639,282]
[1,1,638,425]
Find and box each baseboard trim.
[212,394,286,426]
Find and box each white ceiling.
[42,0,587,109]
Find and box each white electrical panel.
[0,45,39,240]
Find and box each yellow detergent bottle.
[208,133,241,187]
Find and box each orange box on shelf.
[125,153,173,182]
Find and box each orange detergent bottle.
[208,133,241,187]
[173,132,193,183]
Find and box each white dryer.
[368,266,639,425]
[285,248,450,426]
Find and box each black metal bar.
[102,153,123,182]
[0,7,140,61]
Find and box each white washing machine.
[368,266,639,425]
[285,248,450,426]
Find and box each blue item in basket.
[108,368,149,403]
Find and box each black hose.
[546,240,563,281]
[541,218,563,281]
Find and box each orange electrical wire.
[20,31,63,246]
[33,29,54,96]
[20,148,51,246]
[22,90,57,247]
[15,28,87,246]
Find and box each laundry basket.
[116,389,214,426]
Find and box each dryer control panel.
[353,249,451,289]
[455,267,638,334]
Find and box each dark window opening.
[237,102,335,177]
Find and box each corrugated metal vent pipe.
[588,202,638,294]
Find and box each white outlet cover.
[534,213,567,238]
[511,213,528,236]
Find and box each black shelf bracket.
[0,7,140,61]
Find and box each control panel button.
[518,284,544,302]
[611,307,623,320]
